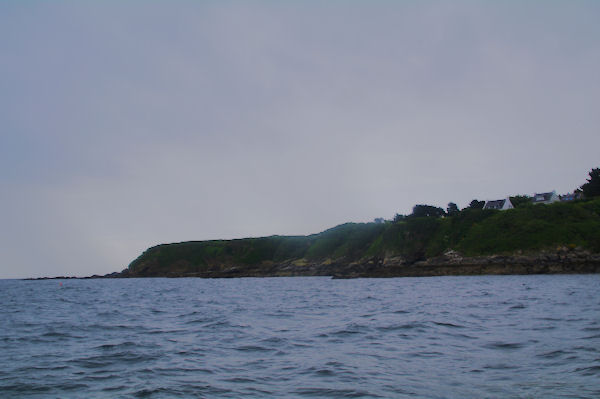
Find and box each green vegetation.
[445,200,600,255]
[128,223,388,275]
[510,195,532,208]
[467,199,485,210]
[581,168,600,198]
[411,204,445,218]
[446,202,459,216]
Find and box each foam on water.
[1,275,599,398]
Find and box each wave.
[2,275,599,398]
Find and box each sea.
[1,275,599,398]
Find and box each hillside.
[122,198,600,278]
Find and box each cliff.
[120,198,600,278]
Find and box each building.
[532,191,559,205]
[483,197,514,210]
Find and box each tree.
[447,202,459,216]
[580,168,600,198]
[510,195,532,208]
[468,199,485,209]
[393,213,406,223]
[411,204,445,218]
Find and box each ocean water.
[1,275,599,398]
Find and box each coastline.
[26,248,600,280]
[25,198,599,281]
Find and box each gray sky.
[1,1,599,278]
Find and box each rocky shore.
[26,248,600,280]
[101,247,600,279]
[329,248,600,278]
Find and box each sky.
[1,1,599,278]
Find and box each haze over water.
[2,275,599,398]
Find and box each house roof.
[484,199,506,210]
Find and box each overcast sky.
[1,1,599,278]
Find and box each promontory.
[117,197,600,278]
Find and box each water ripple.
[1,275,599,398]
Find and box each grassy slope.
[452,199,600,255]
[127,198,600,274]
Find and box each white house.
[532,190,559,205]
[483,197,514,210]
